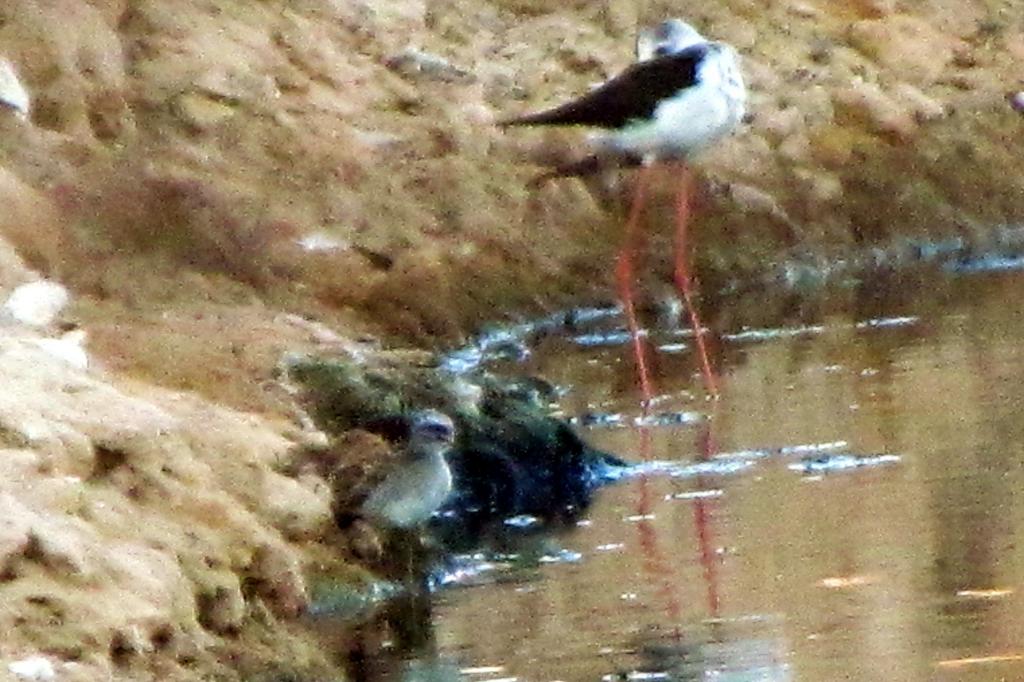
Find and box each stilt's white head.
[636,19,706,61]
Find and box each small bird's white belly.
[361,455,453,529]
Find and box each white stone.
[1009,91,1024,113]
[3,281,70,327]
[8,656,56,681]
[296,232,349,252]
[0,58,30,120]
[385,48,472,83]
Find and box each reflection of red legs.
[693,496,720,616]
[673,165,719,399]
[616,163,656,411]
[636,481,682,624]
[693,399,722,616]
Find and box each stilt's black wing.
[499,43,707,130]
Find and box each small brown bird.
[331,410,456,562]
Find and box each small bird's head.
[636,18,706,61]
[409,409,457,448]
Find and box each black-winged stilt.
[500,19,747,400]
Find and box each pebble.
[385,48,473,83]
[172,92,236,131]
[8,657,56,681]
[0,58,30,120]
[296,232,350,253]
[2,280,70,327]
[1009,91,1024,114]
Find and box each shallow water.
[342,270,1024,681]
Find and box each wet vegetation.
[286,353,625,540]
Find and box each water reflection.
[331,271,1024,681]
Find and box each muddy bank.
[0,0,1022,678]
[0,327,340,679]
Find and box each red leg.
[673,165,719,398]
[616,163,655,408]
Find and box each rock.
[2,280,69,327]
[0,58,30,120]
[1009,91,1024,114]
[296,231,350,253]
[192,68,280,106]
[7,656,56,681]
[385,48,474,83]
[555,43,607,75]
[172,93,237,131]
[833,80,917,140]
[349,127,406,151]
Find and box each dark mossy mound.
[286,354,626,544]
